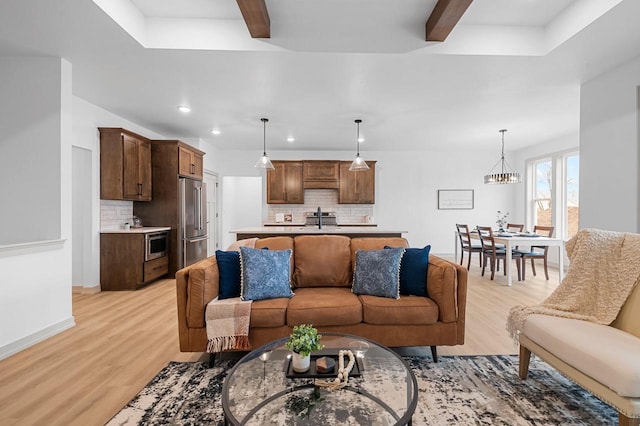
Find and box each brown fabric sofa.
[176,235,468,360]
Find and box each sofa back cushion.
[612,282,640,338]
[293,235,352,287]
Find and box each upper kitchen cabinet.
[338,160,376,204]
[303,160,339,189]
[178,145,204,179]
[100,128,152,201]
[267,161,304,204]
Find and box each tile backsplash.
[267,190,374,224]
[100,200,133,230]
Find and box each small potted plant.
[286,324,324,373]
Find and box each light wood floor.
[0,257,559,426]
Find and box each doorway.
[204,171,219,255]
[72,146,92,288]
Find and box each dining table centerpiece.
[496,210,510,232]
[285,324,324,373]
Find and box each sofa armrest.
[427,255,468,326]
[176,256,220,334]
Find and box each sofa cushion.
[240,247,294,301]
[215,250,241,299]
[524,314,640,397]
[250,297,289,328]
[287,287,362,326]
[351,237,409,267]
[293,235,352,288]
[256,236,295,280]
[359,294,439,325]
[385,245,431,297]
[352,248,404,299]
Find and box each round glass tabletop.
[222,333,418,425]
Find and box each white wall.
[0,57,62,245]
[0,57,74,359]
[71,96,166,289]
[580,55,640,233]
[214,149,517,255]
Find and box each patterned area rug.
[108,355,617,425]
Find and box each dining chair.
[517,225,555,280]
[477,226,523,281]
[455,224,483,270]
[506,223,524,232]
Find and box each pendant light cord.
[355,119,362,156]
[262,117,268,156]
[500,129,506,174]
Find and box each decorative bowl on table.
[349,341,370,358]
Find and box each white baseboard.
[72,285,101,294]
[0,316,76,361]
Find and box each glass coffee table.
[222,333,417,425]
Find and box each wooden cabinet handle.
[137,183,142,195]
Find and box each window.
[527,151,579,239]
[565,154,580,239]
[533,159,553,228]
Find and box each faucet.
[317,206,322,229]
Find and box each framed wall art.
[438,189,474,210]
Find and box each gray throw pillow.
[352,248,405,299]
[240,246,294,301]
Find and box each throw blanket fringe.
[205,297,252,353]
[507,228,640,342]
[207,335,251,353]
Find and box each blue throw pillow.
[385,245,431,297]
[352,248,404,299]
[215,250,241,299]
[239,246,294,301]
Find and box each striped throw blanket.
[206,297,252,353]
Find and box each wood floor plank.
[0,260,558,425]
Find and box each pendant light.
[484,129,521,184]
[349,119,369,171]
[255,117,275,170]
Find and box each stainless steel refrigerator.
[178,178,208,269]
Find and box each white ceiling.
[1,0,639,153]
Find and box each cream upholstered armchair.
[518,283,640,426]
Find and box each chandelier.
[484,129,521,184]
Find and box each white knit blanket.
[507,228,640,340]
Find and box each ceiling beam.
[237,0,270,38]
[426,0,473,42]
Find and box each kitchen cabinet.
[267,161,304,204]
[178,145,204,179]
[100,128,152,201]
[100,233,168,290]
[303,160,339,189]
[134,140,206,275]
[338,160,376,204]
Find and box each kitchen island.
[232,226,406,240]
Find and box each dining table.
[454,229,565,286]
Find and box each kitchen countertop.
[232,226,405,239]
[100,226,171,234]
[263,222,377,227]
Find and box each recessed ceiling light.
[177,105,191,113]
[287,137,295,143]
[211,129,221,135]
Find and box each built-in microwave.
[145,231,168,261]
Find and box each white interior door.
[204,171,219,255]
